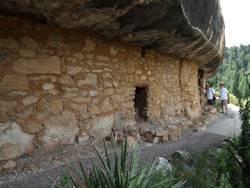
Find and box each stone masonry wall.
[0,16,201,159]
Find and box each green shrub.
[228,93,239,105]
[172,139,244,188]
[239,100,250,186]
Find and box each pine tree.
[210,45,250,100]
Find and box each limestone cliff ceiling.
[0,0,225,73]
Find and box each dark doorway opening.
[134,86,148,122]
[198,69,205,109]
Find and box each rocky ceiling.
[0,0,225,72]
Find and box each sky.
[220,0,250,47]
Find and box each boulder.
[140,129,155,143]
[109,127,140,146]
[0,160,16,171]
[78,130,89,144]
[209,107,217,114]
[127,136,137,148]
[168,126,182,141]
[194,126,207,132]
[155,157,172,172]
[185,106,201,122]
[0,122,34,160]
[89,114,114,140]
[172,150,192,164]
[41,111,79,150]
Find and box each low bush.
[172,142,243,188]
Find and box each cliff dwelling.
[0,0,225,168]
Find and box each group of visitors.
[206,83,229,114]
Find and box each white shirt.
[220,87,228,100]
[207,87,215,100]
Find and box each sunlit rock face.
[0,0,224,71]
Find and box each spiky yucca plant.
[68,138,184,188]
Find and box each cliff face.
[0,0,225,72]
[0,0,225,164]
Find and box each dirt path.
[0,105,242,188]
[207,104,241,137]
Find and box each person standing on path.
[219,83,229,114]
[207,83,215,105]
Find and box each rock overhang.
[0,0,225,73]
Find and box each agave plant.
[68,138,184,188]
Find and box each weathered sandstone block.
[0,38,18,49]
[88,105,100,115]
[42,83,54,90]
[101,98,113,113]
[23,117,44,134]
[19,49,35,58]
[0,75,29,91]
[21,96,39,106]
[13,56,60,74]
[41,111,79,150]
[89,114,114,140]
[59,75,74,85]
[185,106,201,122]
[0,100,17,114]
[77,73,97,87]
[67,66,82,75]
[104,88,114,96]
[110,46,119,56]
[21,36,38,49]
[0,160,16,171]
[50,100,63,114]
[0,122,34,160]
[82,39,95,52]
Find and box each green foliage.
[229,93,239,105]
[60,138,184,188]
[239,101,250,185]
[172,137,247,188]
[209,45,250,100]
